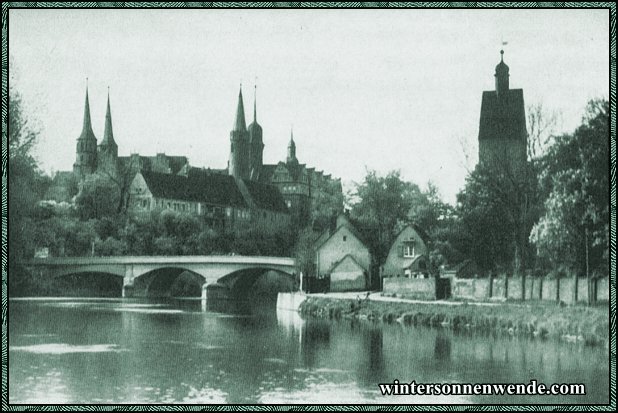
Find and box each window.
[286,200,292,208]
[403,241,415,257]
[343,235,347,242]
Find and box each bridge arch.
[48,271,124,297]
[215,267,298,299]
[132,267,206,298]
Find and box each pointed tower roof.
[100,88,117,148]
[233,85,247,132]
[78,82,97,142]
[287,127,298,165]
[248,84,262,138]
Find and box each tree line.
[7,79,609,295]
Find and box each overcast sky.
[8,8,609,204]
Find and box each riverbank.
[298,294,609,347]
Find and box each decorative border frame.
[1,2,615,411]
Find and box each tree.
[309,179,344,232]
[527,102,561,161]
[350,170,414,267]
[97,156,140,213]
[7,77,50,274]
[75,173,122,220]
[456,159,540,275]
[407,182,458,269]
[530,99,609,276]
[293,227,319,277]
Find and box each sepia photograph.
[3,4,613,408]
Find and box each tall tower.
[228,86,250,179]
[73,83,98,179]
[247,85,264,180]
[287,128,298,165]
[97,88,119,176]
[478,50,527,171]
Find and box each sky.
[8,8,609,204]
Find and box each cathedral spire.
[74,79,98,178]
[80,80,95,139]
[233,85,247,131]
[101,87,116,148]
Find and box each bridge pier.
[201,283,210,311]
[123,265,135,298]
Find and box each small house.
[315,214,371,292]
[382,224,430,279]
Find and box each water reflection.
[8,298,609,404]
[434,334,452,361]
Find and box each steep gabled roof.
[315,223,369,252]
[478,88,526,142]
[392,223,431,247]
[140,171,246,207]
[242,179,289,213]
[166,156,190,174]
[257,164,277,183]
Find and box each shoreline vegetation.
[298,295,609,348]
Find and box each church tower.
[97,88,119,177]
[228,86,250,179]
[287,128,298,165]
[478,50,527,171]
[73,83,98,179]
[247,85,264,180]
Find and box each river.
[8,297,609,404]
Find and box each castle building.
[128,169,290,234]
[478,50,527,171]
[62,82,341,230]
[227,86,343,226]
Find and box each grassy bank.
[299,296,609,347]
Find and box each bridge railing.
[24,255,296,267]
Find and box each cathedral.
[72,87,189,181]
[65,82,342,229]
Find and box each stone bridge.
[24,255,297,297]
